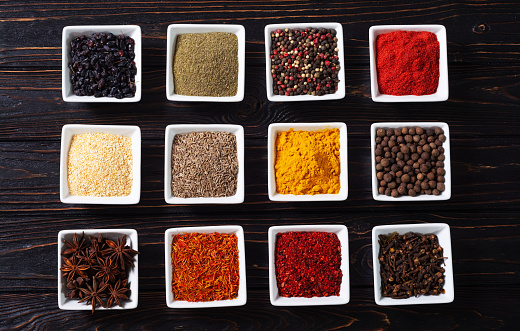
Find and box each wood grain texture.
[1,0,520,330]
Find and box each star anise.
[89,234,107,256]
[102,235,139,270]
[106,279,130,308]
[62,232,86,258]
[60,257,89,281]
[77,250,97,267]
[92,257,120,283]
[66,276,89,299]
[79,277,108,313]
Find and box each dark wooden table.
[1,1,519,330]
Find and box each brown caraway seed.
[68,133,133,197]
[171,131,238,198]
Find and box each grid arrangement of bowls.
[164,124,245,204]
[268,225,350,306]
[166,24,246,102]
[267,122,348,201]
[62,25,142,103]
[164,225,247,308]
[264,22,346,102]
[59,124,141,205]
[57,229,139,310]
[371,223,454,305]
[369,24,449,102]
[370,122,451,201]
[56,23,457,308]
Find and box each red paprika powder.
[376,31,440,96]
[275,231,342,298]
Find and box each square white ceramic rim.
[369,25,449,102]
[268,225,350,306]
[60,124,141,204]
[371,122,451,201]
[166,24,245,102]
[62,25,142,102]
[372,223,454,305]
[267,122,348,201]
[57,229,139,310]
[264,23,346,102]
[164,124,244,204]
[164,225,247,308]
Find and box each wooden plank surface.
[1,0,519,330]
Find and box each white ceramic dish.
[372,223,454,305]
[268,225,350,306]
[62,25,142,102]
[369,25,449,102]
[164,225,247,308]
[264,22,345,102]
[164,124,244,204]
[57,229,139,310]
[371,122,451,201]
[166,24,245,102]
[60,124,141,204]
[267,122,348,201]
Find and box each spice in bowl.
[378,232,446,299]
[374,126,446,197]
[376,31,439,96]
[269,27,340,96]
[171,232,239,302]
[60,232,138,312]
[69,32,137,98]
[275,231,342,297]
[275,128,340,195]
[173,32,238,97]
[68,132,133,197]
[171,131,238,198]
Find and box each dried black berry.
[68,32,137,98]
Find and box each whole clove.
[378,231,446,299]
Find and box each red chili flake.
[275,231,342,298]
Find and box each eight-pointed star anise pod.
[89,234,107,256]
[62,232,86,258]
[106,279,130,308]
[102,235,139,270]
[93,257,120,283]
[79,277,108,313]
[60,257,89,281]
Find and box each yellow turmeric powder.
[275,128,341,195]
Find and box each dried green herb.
[173,32,238,97]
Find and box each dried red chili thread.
[376,31,440,96]
[275,231,342,298]
[171,232,239,302]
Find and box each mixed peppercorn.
[270,27,340,96]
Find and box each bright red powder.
[376,31,440,96]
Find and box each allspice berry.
[375,126,447,198]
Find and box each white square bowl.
[57,229,139,310]
[264,23,345,102]
[268,225,350,306]
[372,223,454,305]
[166,24,245,102]
[369,25,448,102]
[267,122,348,201]
[164,225,247,308]
[164,124,244,204]
[62,25,142,102]
[371,122,451,201]
[60,124,141,204]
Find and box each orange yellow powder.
[275,128,340,195]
